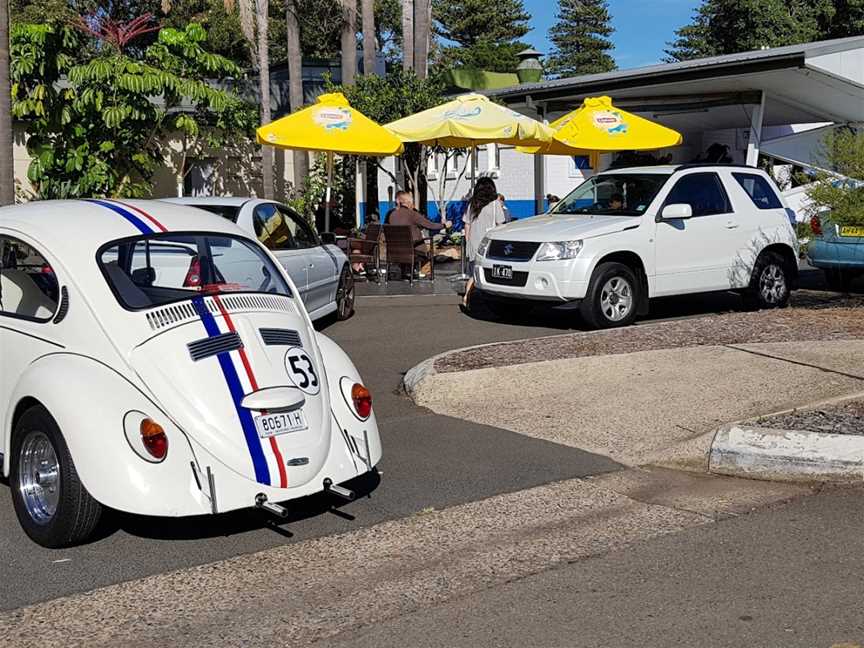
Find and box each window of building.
[0,236,59,322]
[732,172,783,209]
[663,172,731,217]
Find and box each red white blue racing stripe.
[193,295,289,488]
[85,199,168,234]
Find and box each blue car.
[807,213,864,290]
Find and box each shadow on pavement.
[99,470,381,543]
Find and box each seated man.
[388,190,451,258]
[608,192,624,210]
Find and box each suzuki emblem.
[503,243,514,256]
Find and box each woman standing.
[463,177,506,307]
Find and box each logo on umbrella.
[314,107,352,131]
[592,110,628,135]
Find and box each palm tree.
[255,0,274,199]
[285,0,308,190]
[0,0,14,205]
[413,0,430,79]
[340,0,356,85]
[401,0,413,71]
[361,0,375,75]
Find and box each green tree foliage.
[10,19,255,198]
[546,0,615,77]
[820,0,864,38]
[433,0,531,72]
[666,0,838,61]
[806,129,864,227]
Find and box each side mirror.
[320,232,336,245]
[658,203,693,221]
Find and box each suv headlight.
[477,236,491,258]
[536,240,583,261]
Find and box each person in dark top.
[388,191,451,255]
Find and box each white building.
[365,36,864,226]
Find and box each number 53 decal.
[284,348,320,395]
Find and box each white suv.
[475,165,799,328]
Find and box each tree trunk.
[285,0,308,190]
[256,0,274,199]
[401,0,413,72]
[413,0,430,79]
[361,0,375,75]
[340,0,357,86]
[0,0,14,205]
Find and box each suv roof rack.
[674,163,760,172]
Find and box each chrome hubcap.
[600,276,634,322]
[18,431,60,525]
[759,264,787,304]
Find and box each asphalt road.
[328,484,864,648]
[0,294,619,611]
[0,268,838,610]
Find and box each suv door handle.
[725,220,739,229]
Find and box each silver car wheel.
[18,430,61,525]
[759,263,787,304]
[600,276,634,322]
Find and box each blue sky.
[522,0,701,69]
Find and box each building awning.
[489,37,864,131]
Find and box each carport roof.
[490,36,864,127]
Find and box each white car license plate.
[492,264,513,280]
[254,410,308,438]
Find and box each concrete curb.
[709,424,864,482]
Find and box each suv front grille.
[487,240,541,262]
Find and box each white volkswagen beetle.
[0,199,381,547]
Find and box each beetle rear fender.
[315,333,382,468]
[4,353,210,516]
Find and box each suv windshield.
[551,173,671,216]
[99,233,291,310]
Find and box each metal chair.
[347,223,383,282]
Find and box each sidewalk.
[405,295,864,474]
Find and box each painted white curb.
[710,424,864,482]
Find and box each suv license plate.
[255,410,308,438]
[492,264,513,280]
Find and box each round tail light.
[351,383,372,419]
[140,418,168,460]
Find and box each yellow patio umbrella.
[519,96,683,158]
[385,93,555,149]
[257,92,404,231]
[386,93,556,281]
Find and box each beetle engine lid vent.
[145,295,295,331]
[188,331,243,361]
[260,328,302,347]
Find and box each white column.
[746,91,766,167]
[355,159,365,229]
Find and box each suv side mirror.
[320,232,336,245]
[658,203,693,220]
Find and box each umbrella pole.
[455,144,477,284]
[324,151,334,233]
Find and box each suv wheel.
[10,406,102,548]
[743,251,791,310]
[580,262,639,329]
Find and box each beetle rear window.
[99,233,291,310]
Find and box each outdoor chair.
[382,224,427,285]
[347,223,383,282]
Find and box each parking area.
[0,263,852,610]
